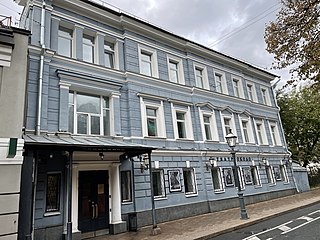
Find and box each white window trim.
[167,55,185,85]
[253,118,268,145]
[68,89,115,136]
[139,97,166,138]
[100,35,120,70]
[268,121,282,146]
[58,24,74,58]
[251,165,262,187]
[220,112,237,141]
[153,169,166,199]
[280,164,289,183]
[171,103,194,140]
[246,81,257,102]
[199,108,219,141]
[214,70,228,94]
[212,167,225,193]
[266,165,276,185]
[231,76,244,98]
[193,63,209,90]
[183,168,198,197]
[138,45,159,78]
[260,86,271,106]
[239,115,255,144]
[82,32,95,64]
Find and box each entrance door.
[78,171,109,234]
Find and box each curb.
[195,199,320,240]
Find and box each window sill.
[144,136,167,140]
[154,197,167,201]
[254,185,262,189]
[175,138,194,142]
[44,211,61,217]
[121,201,133,205]
[185,193,198,198]
[214,189,225,194]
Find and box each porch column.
[110,164,122,223]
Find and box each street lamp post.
[225,130,249,220]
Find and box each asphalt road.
[210,202,320,240]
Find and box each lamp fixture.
[285,158,292,167]
[99,152,104,160]
[140,154,149,173]
[206,157,217,171]
[259,157,267,167]
[225,129,237,148]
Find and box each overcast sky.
[1,0,290,87]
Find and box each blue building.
[16,0,296,239]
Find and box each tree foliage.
[277,86,320,167]
[265,0,320,88]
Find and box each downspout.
[273,84,299,192]
[35,1,46,135]
[31,153,38,240]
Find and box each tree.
[265,0,320,88]
[277,86,320,167]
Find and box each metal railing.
[0,15,12,28]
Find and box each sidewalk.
[95,188,320,240]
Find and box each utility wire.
[0,2,21,15]
[207,3,281,48]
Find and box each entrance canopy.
[24,134,156,158]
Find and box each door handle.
[91,202,95,219]
[95,203,98,219]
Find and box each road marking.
[298,216,313,221]
[281,215,320,235]
[308,210,320,216]
[278,225,291,232]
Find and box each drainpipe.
[35,1,46,135]
[273,85,299,192]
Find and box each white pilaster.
[110,164,122,223]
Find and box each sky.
[1,0,290,88]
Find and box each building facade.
[0,18,29,239]
[16,0,297,239]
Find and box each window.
[194,64,209,89]
[146,108,158,136]
[260,87,270,105]
[214,71,228,94]
[183,168,197,195]
[176,112,186,139]
[172,104,193,140]
[152,170,165,198]
[215,73,222,93]
[200,110,219,141]
[211,168,223,191]
[141,51,152,76]
[243,167,253,185]
[104,41,114,68]
[255,120,267,145]
[223,168,234,187]
[266,166,275,184]
[121,171,132,202]
[203,115,212,140]
[46,173,61,212]
[251,166,261,186]
[280,165,289,182]
[195,67,204,88]
[242,121,250,143]
[169,60,178,83]
[233,79,240,97]
[58,26,73,57]
[139,46,158,78]
[269,122,281,146]
[167,57,185,84]
[68,91,110,135]
[140,97,166,138]
[247,84,253,101]
[83,34,94,63]
[224,118,231,136]
[273,166,282,181]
